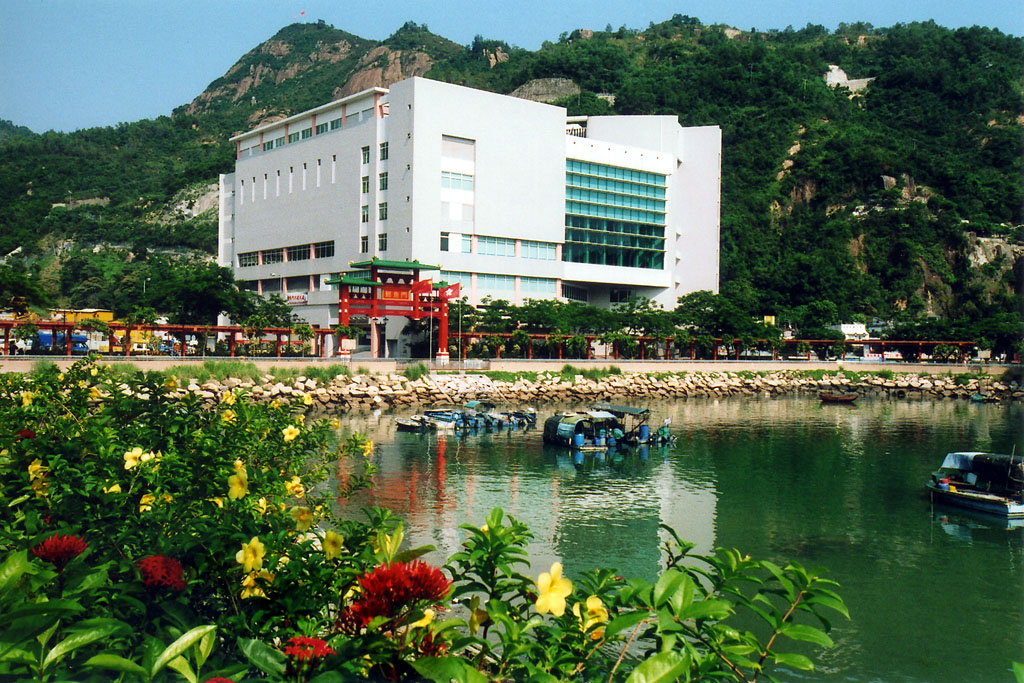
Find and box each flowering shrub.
[0,357,847,682]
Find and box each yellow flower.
[102,482,122,494]
[535,562,573,617]
[221,409,237,424]
[284,476,305,497]
[124,447,144,470]
[410,609,435,629]
[228,468,249,500]
[139,493,156,512]
[329,418,341,430]
[573,595,610,638]
[468,595,489,635]
[221,391,237,405]
[240,569,274,599]
[140,450,156,464]
[164,376,178,390]
[21,391,33,407]
[31,477,49,497]
[290,506,313,532]
[282,425,300,442]
[255,497,268,514]
[58,373,65,381]
[161,493,173,503]
[90,367,98,377]
[234,459,245,471]
[480,524,489,534]
[302,392,313,406]
[28,458,47,481]
[362,440,374,458]
[236,536,266,572]
[270,399,283,410]
[89,387,102,400]
[209,497,224,508]
[295,414,305,426]
[323,530,344,559]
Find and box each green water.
[337,396,1024,682]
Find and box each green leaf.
[151,625,215,677]
[624,650,690,683]
[412,656,489,683]
[1011,661,1024,683]
[392,544,435,563]
[806,594,850,619]
[84,653,148,677]
[237,637,286,676]
[653,569,686,608]
[42,619,124,671]
[167,654,197,683]
[779,623,834,648]
[679,598,733,622]
[772,651,815,671]
[195,627,216,669]
[0,550,31,595]
[308,672,347,683]
[604,611,650,640]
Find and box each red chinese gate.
[329,258,460,360]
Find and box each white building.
[219,77,721,351]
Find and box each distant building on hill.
[218,77,721,353]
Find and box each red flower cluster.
[16,428,36,440]
[32,534,87,571]
[283,636,335,661]
[203,678,235,683]
[138,555,186,591]
[339,560,451,633]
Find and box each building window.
[441,171,474,191]
[378,233,388,251]
[378,172,388,191]
[301,127,312,139]
[360,236,369,253]
[262,248,283,265]
[378,202,388,220]
[440,232,449,251]
[361,205,369,223]
[379,142,388,160]
[477,273,515,293]
[274,137,285,148]
[440,271,472,290]
[287,245,310,261]
[477,235,515,257]
[331,118,343,130]
[262,141,273,152]
[610,288,633,303]
[238,252,258,268]
[522,240,557,260]
[462,234,472,253]
[288,132,299,143]
[361,146,370,164]
[316,123,328,135]
[314,241,335,258]
[562,284,588,302]
[361,176,369,193]
[522,276,557,295]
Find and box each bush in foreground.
[1,357,847,681]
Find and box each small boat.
[543,410,621,449]
[926,451,1024,518]
[395,416,434,433]
[970,393,998,403]
[819,392,857,403]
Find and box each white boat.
[926,452,1024,518]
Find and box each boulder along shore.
[158,370,1023,410]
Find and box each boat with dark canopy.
[926,451,1024,518]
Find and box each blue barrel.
[573,451,584,466]
[639,424,650,443]
[608,435,616,447]
[573,432,585,448]
[595,435,605,446]
[639,445,649,460]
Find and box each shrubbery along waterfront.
[1,357,847,681]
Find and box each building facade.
[219,77,721,352]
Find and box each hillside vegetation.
[0,17,1020,338]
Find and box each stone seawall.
[165,370,1023,411]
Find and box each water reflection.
[333,397,1023,683]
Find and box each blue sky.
[1,0,1020,133]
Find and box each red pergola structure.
[327,258,460,361]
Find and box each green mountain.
[0,17,1020,333]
